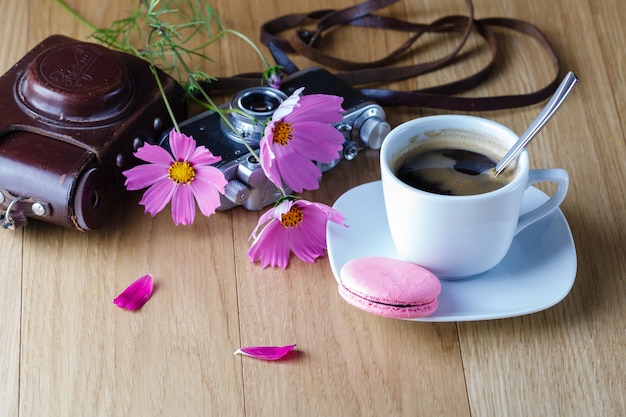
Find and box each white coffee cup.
[380,115,569,279]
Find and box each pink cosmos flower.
[122,130,227,225]
[247,198,346,269]
[259,87,345,193]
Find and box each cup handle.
[515,168,569,234]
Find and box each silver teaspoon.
[494,71,579,176]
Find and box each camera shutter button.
[359,116,390,150]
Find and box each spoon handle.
[495,71,579,175]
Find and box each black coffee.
[394,143,515,196]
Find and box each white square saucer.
[327,181,577,322]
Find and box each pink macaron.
[338,256,441,319]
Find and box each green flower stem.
[221,28,273,69]
[150,65,181,132]
[55,0,143,54]
[54,0,98,32]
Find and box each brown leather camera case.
[0,35,186,230]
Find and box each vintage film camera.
[162,67,390,210]
[0,35,186,230]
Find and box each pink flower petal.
[247,221,292,269]
[286,94,344,124]
[289,122,345,162]
[189,145,222,166]
[123,163,169,190]
[234,344,296,361]
[272,151,323,193]
[139,179,176,216]
[113,274,154,310]
[134,142,175,165]
[272,87,303,120]
[171,184,197,225]
[190,165,227,209]
[169,130,197,161]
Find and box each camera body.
[0,35,186,230]
[162,67,390,211]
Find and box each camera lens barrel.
[239,90,283,113]
[223,87,288,146]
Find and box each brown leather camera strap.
[258,0,562,111]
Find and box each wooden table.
[1,0,624,416]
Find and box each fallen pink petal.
[113,274,154,310]
[234,344,296,361]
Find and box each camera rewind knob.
[223,180,250,205]
[359,116,390,150]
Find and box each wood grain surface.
[0,0,624,416]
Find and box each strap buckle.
[0,189,51,230]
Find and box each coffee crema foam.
[392,128,518,196]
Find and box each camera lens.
[235,88,286,117]
[240,92,281,113]
[224,87,288,146]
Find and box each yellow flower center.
[273,121,294,146]
[168,161,196,185]
[280,206,304,228]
